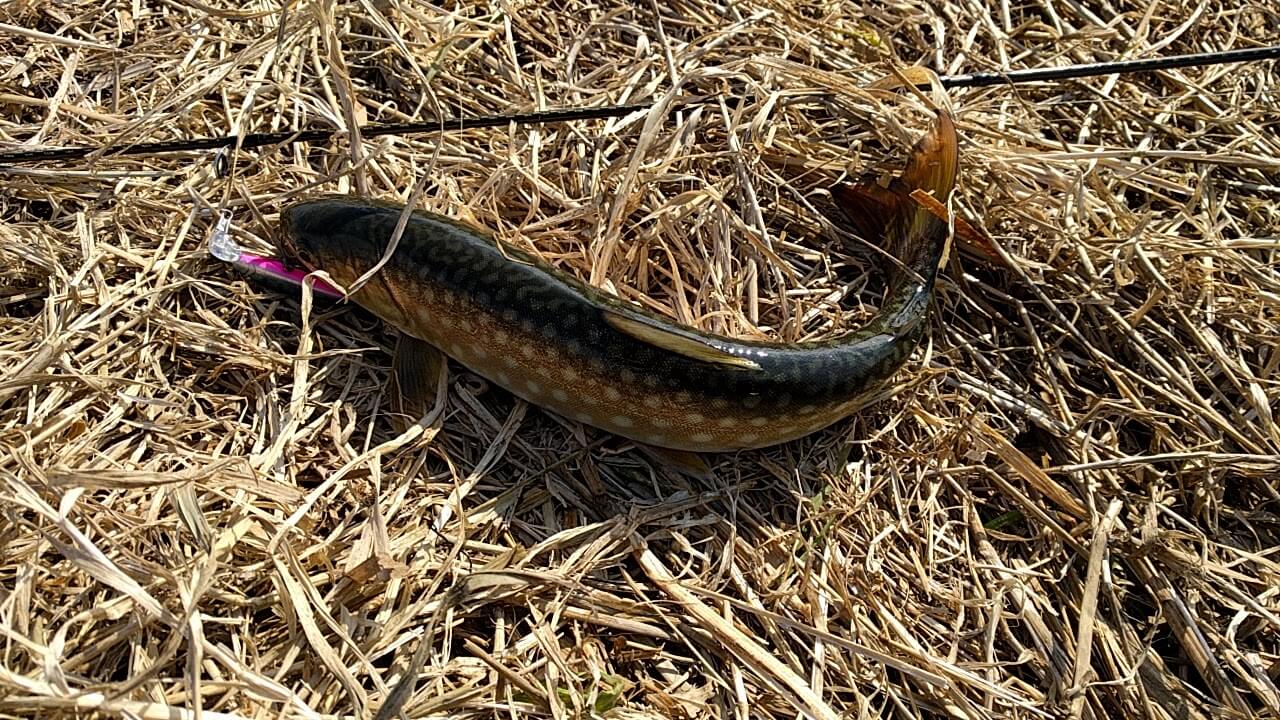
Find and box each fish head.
[278,196,386,282]
[278,196,416,327]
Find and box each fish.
[277,111,958,453]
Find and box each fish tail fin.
[892,110,959,279]
[831,111,960,285]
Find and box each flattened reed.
[2,1,1278,718]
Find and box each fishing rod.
[1,44,1277,165]
[939,44,1280,87]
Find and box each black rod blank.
[2,45,1277,165]
[0,103,654,164]
[939,44,1280,88]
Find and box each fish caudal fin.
[831,111,960,279]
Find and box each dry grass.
[2,1,1280,718]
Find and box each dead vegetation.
[2,1,1279,718]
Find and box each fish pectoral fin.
[601,309,762,370]
[390,334,447,432]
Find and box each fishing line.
[1,45,1276,166]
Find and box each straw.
[2,1,1278,718]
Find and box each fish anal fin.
[602,309,761,370]
[391,334,447,433]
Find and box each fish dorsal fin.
[601,308,762,370]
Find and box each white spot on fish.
[717,417,736,428]
[574,411,594,424]
[496,371,511,385]
[552,388,569,402]
[612,415,634,428]
[687,412,705,423]
[521,345,535,358]
[473,347,488,359]
[504,356,518,368]
[643,396,661,409]
[647,433,667,445]
[750,417,768,427]
[561,367,579,382]
[691,433,713,443]
[740,433,758,444]
[526,380,542,394]
[605,387,621,402]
